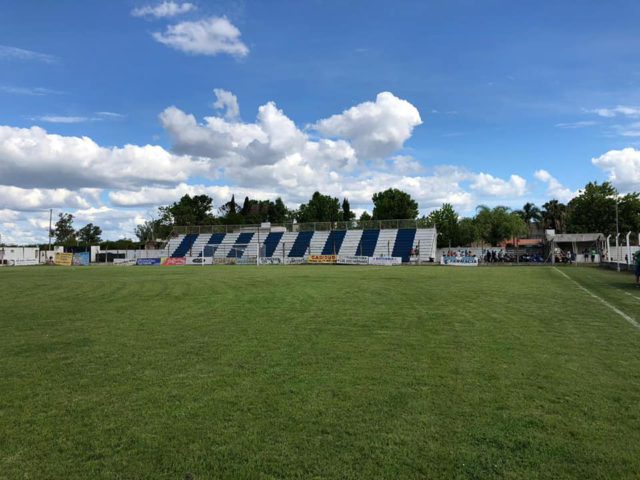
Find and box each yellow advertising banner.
[307,254,337,264]
[54,252,73,266]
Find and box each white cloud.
[470,173,526,197]
[0,86,64,96]
[31,116,94,124]
[0,45,58,63]
[391,155,423,174]
[0,185,92,210]
[614,122,640,137]
[534,169,575,202]
[0,125,209,189]
[313,91,422,159]
[152,17,249,58]
[590,105,640,118]
[555,120,598,129]
[132,2,196,18]
[109,182,279,207]
[213,88,240,119]
[592,148,640,192]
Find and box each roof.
[548,233,605,243]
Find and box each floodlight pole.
[616,206,621,271]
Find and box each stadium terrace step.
[308,231,329,255]
[273,232,298,259]
[228,232,255,258]
[262,232,284,257]
[213,232,240,258]
[322,230,346,255]
[392,228,417,262]
[171,233,198,257]
[413,228,437,261]
[373,229,398,257]
[199,233,226,257]
[356,229,380,257]
[288,231,314,257]
[337,230,364,256]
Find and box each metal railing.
[170,219,433,237]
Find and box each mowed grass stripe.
[553,267,640,330]
[1,266,640,479]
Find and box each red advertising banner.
[162,257,186,266]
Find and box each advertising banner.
[186,256,213,265]
[162,257,186,266]
[440,256,479,266]
[337,255,369,265]
[136,257,161,266]
[7,259,39,266]
[259,257,283,265]
[307,255,337,264]
[54,252,73,266]
[285,257,307,265]
[113,258,137,266]
[72,252,90,266]
[236,257,256,265]
[369,256,402,266]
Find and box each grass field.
[2,265,640,479]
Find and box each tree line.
[133,188,419,242]
[48,181,640,248]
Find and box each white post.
[626,231,632,266]
[256,228,260,266]
[606,234,611,262]
[615,233,620,271]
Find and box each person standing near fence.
[634,252,640,287]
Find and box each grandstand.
[167,220,437,263]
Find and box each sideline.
[553,267,640,330]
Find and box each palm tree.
[541,200,567,233]
[514,202,542,237]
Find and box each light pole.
[615,196,620,272]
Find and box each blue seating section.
[288,231,314,257]
[263,232,284,257]
[171,233,198,257]
[392,228,417,262]
[228,232,254,258]
[356,229,380,257]
[322,230,346,255]
[201,233,226,257]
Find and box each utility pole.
[48,209,53,252]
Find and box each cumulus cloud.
[0,125,208,189]
[109,182,280,207]
[313,92,422,159]
[132,1,196,18]
[0,185,92,211]
[534,169,575,202]
[592,148,640,192]
[213,88,240,119]
[152,17,249,57]
[470,173,527,197]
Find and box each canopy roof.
[548,233,605,243]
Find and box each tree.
[617,193,640,238]
[566,182,617,234]
[457,218,478,246]
[541,200,568,233]
[425,203,459,248]
[340,198,355,222]
[359,211,372,221]
[77,223,102,245]
[514,202,542,224]
[474,205,527,246]
[160,194,215,226]
[54,213,76,245]
[296,192,341,223]
[372,188,419,220]
[218,195,244,225]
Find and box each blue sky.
[1,0,640,242]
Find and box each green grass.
[1,265,640,479]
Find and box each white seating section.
[167,228,437,263]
